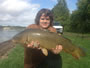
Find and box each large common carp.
[0,29,86,59]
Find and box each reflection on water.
[0,28,25,43]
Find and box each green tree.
[70,0,90,33]
[52,0,70,26]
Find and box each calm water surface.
[0,28,25,43]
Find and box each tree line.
[52,0,90,33]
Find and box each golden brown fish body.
[11,29,86,59]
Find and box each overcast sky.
[0,0,78,26]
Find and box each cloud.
[0,0,40,26]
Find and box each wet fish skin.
[11,29,86,59]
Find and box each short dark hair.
[35,8,53,26]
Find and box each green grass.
[0,32,90,68]
[61,32,90,68]
[0,45,24,68]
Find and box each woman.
[25,8,63,68]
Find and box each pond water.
[0,27,25,43]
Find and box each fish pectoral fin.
[41,48,48,56]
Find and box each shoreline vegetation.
[0,26,26,30]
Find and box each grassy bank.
[62,32,90,68]
[0,45,24,68]
[0,32,90,68]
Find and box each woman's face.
[39,14,50,29]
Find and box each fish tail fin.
[78,47,86,56]
[72,47,86,60]
[0,40,15,58]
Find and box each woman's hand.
[27,41,40,49]
[51,45,63,54]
